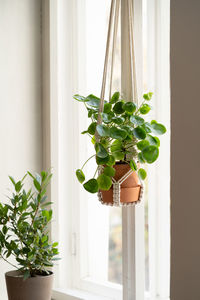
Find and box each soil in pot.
[5,270,53,300]
[100,163,141,204]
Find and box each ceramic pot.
[101,163,141,204]
[5,270,53,300]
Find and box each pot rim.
[5,270,54,279]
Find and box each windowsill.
[52,288,170,300]
[52,288,113,300]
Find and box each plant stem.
[93,167,98,178]
[0,254,18,270]
[81,154,96,170]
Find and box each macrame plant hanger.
[95,0,143,207]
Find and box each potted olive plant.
[75,91,166,205]
[0,171,59,300]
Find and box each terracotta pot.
[101,163,141,204]
[5,270,53,300]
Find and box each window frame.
[41,0,170,299]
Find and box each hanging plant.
[74,91,166,205]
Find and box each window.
[46,0,170,299]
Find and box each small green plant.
[0,171,59,279]
[74,92,166,193]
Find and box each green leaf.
[15,181,22,193]
[123,102,137,114]
[83,179,99,193]
[138,168,147,180]
[112,116,125,125]
[138,152,146,163]
[130,160,137,171]
[76,169,85,183]
[73,94,87,102]
[143,92,153,101]
[142,145,159,163]
[95,143,109,158]
[113,151,124,161]
[111,140,122,153]
[97,174,112,191]
[139,103,151,114]
[9,176,15,186]
[96,155,110,165]
[33,179,41,191]
[86,94,100,108]
[103,166,116,177]
[23,270,30,281]
[141,122,152,133]
[146,134,160,147]
[137,140,150,150]
[110,91,120,104]
[88,122,97,135]
[133,127,146,140]
[110,127,127,140]
[106,155,116,166]
[150,121,166,135]
[96,124,110,137]
[130,115,145,126]
[103,103,112,113]
[113,101,125,114]
[101,113,112,123]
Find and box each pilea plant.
[74,92,166,193]
[0,171,59,279]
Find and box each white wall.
[0,0,42,298]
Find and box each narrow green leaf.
[76,169,85,183]
[138,168,147,180]
[130,160,137,171]
[110,91,120,104]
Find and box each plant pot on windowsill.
[0,171,60,300]
[5,270,53,300]
[99,163,142,206]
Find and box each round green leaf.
[133,126,146,140]
[97,174,112,191]
[106,155,116,166]
[103,166,116,177]
[111,140,122,152]
[96,155,110,165]
[73,94,87,102]
[141,122,152,133]
[110,127,127,140]
[138,152,146,163]
[143,92,153,101]
[88,122,97,135]
[138,168,147,180]
[113,101,125,114]
[142,145,159,164]
[83,179,99,193]
[137,140,150,150]
[76,169,85,183]
[86,94,100,108]
[112,116,125,125]
[96,124,110,137]
[123,102,137,114]
[130,160,137,171]
[146,134,160,147]
[102,113,112,123]
[95,143,109,158]
[139,104,151,115]
[150,122,166,135]
[130,115,145,126]
[113,151,124,161]
[103,103,112,113]
[110,91,120,104]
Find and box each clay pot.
[101,163,141,205]
[5,270,53,300]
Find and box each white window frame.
[41,0,170,299]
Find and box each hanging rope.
[96,0,143,206]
